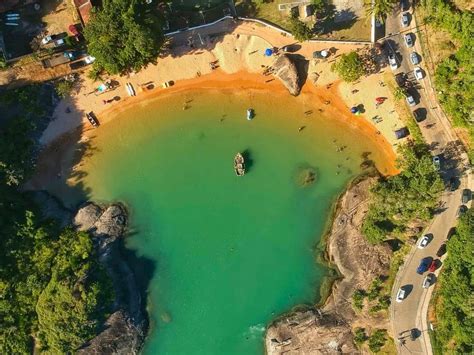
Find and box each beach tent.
[264,48,273,56]
[97,84,107,92]
[350,107,358,114]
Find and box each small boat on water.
[234,153,245,176]
[86,111,100,127]
[247,108,254,120]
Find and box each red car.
[428,260,437,272]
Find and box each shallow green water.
[79,89,387,354]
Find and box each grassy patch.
[385,74,423,144]
[385,243,411,293]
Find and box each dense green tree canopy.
[331,51,365,82]
[289,14,313,42]
[433,208,473,353]
[365,0,396,24]
[362,143,444,243]
[0,86,113,353]
[84,0,165,74]
[421,0,473,160]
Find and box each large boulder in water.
[272,54,302,96]
[74,203,103,231]
[74,203,127,239]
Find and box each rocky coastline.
[265,176,392,354]
[32,191,148,354]
[73,203,147,354]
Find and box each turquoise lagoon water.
[78,88,390,354]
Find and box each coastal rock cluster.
[272,54,302,96]
[74,203,147,355]
[265,177,392,354]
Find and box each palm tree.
[365,0,397,24]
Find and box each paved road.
[383,4,473,355]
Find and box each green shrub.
[289,15,313,42]
[55,80,74,98]
[354,327,368,345]
[368,329,387,352]
[331,51,365,82]
[352,289,366,310]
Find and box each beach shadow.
[242,149,254,172]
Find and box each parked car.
[84,55,96,64]
[457,204,468,217]
[414,67,424,80]
[436,242,447,257]
[400,0,410,11]
[406,94,416,107]
[388,53,398,70]
[395,72,406,87]
[41,35,53,45]
[422,274,434,288]
[461,189,471,204]
[396,287,406,302]
[428,260,438,272]
[417,234,430,249]
[401,12,410,27]
[413,108,426,122]
[417,257,431,274]
[433,156,441,170]
[54,38,65,47]
[404,33,414,47]
[410,52,420,65]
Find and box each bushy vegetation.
[362,142,444,244]
[289,13,313,42]
[85,0,165,74]
[432,208,473,354]
[55,80,74,98]
[365,0,396,24]
[0,87,113,353]
[420,0,473,158]
[353,327,368,346]
[331,51,365,82]
[368,329,387,352]
[352,289,366,310]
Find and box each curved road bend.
[384,4,473,355]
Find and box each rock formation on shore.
[74,203,147,354]
[272,54,302,96]
[265,177,392,354]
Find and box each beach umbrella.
[375,97,385,103]
[264,48,273,56]
[321,50,329,58]
[350,107,358,114]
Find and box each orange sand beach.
[29,68,399,198]
[33,21,405,192]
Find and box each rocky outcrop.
[265,177,392,354]
[75,203,147,354]
[272,54,302,96]
[266,309,356,354]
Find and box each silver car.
[401,12,409,27]
[423,274,434,289]
[404,33,414,47]
[410,52,420,65]
[406,95,416,107]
